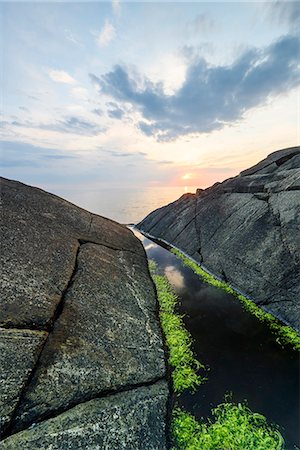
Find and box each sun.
[182,173,193,180]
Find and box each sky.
[1,1,300,199]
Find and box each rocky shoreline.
[138,147,300,331]
[0,177,169,449]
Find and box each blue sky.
[1,1,299,196]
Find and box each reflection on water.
[164,265,186,290]
[57,186,198,224]
[133,228,300,449]
[144,243,157,251]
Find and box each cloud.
[43,154,77,160]
[43,116,105,136]
[112,0,121,16]
[71,87,89,100]
[269,1,300,31]
[92,108,103,116]
[64,29,82,46]
[0,141,175,191]
[4,116,105,137]
[27,94,39,101]
[96,20,116,47]
[48,69,76,84]
[0,141,77,169]
[1,159,38,168]
[106,102,125,119]
[159,160,173,165]
[89,73,101,90]
[186,13,215,34]
[91,34,300,141]
[181,43,215,61]
[103,149,147,158]
[108,108,124,119]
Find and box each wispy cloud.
[92,108,103,116]
[48,69,76,84]
[112,0,121,17]
[71,87,89,100]
[43,154,77,160]
[186,13,215,34]
[269,1,300,31]
[64,29,82,46]
[96,20,116,47]
[0,141,77,169]
[48,116,104,135]
[91,34,300,141]
[104,149,147,158]
[3,116,105,137]
[107,102,125,119]
[89,73,102,90]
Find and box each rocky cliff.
[0,177,168,449]
[138,146,300,331]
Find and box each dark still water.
[133,229,300,449]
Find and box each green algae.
[149,259,206,393]
[172,403,285,450]
[148,256,287,449]
[171,248,300,352]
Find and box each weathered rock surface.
[0,177,167,448]
[0,178,142,329]
[0,329,47,434]
[13,243,165,431]
[1,381,168,450]
[138,146,300,330]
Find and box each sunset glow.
[1,1,299,206]
[182,173,193,181]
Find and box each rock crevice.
[1,381,169,450]
[0,177,168,448]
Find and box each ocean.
[59,186,198,224]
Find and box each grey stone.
[0,177,142,329]
[138,146,300,330]
[239,146,300,176]
[0,177,167,446]
[0,329,47,434]
[0,381,169,450]
[12,243,165,431]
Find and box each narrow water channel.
[133,229,300,449]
